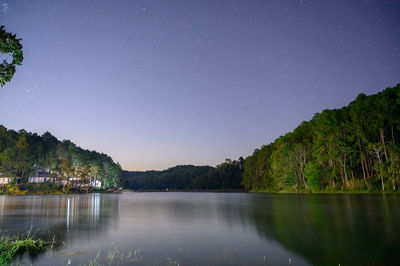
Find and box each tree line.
[3,84,398,193]
[123,158,244,191]
[242,84,400,192]
[0,126,122,188]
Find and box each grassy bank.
[0,183,65,196]
[0,183,107,196]
[0,232,48,265]
[251,188,400,194]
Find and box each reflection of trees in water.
[121,193,251,229]
[1,193,399,265]
[245,194,400,265]
[0,194,120,265]
[0,194,120,241]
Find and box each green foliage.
[123,159,244,191]
[0,232,45,264]
[0,184,27,195]
[22,182,63,195]
[305,161,322,191]
[242,145,275,191]
[242,84,400,193]
[0,26,23,87]
[0,125,122,189]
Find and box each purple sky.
[1,0,400,171]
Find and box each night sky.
[0,0,400,170]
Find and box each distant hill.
[123,161,244,191]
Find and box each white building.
[0,173,18,185]
[0,175,15,185]
[29,171,56,183]
[90,180,102,188]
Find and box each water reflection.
[114,193,307,265]
[246,194,400,265]
[0,194,119,239]
[0,193,399,265]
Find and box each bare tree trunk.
[344,153,349,185]
[392,177,396,191]
[302,152,308,189]
[294,145,308,189]
[300,168,307,189]
[380,129,388,161]
[375,150,384,192]
[361,159,367,183]
[369,157,374,177]
[383,128,393,176]
[297,161,307,189]
[390,154,396,191]
[366,158,371,178]
[392,124,396,147]
[338,150,350,186]
[340,167,345,187]
[358,136,367,182]
[350,155,355,181]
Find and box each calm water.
[0,192,399,265]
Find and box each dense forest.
[242,84,400,192]
[3,84,399,193]
[123,159,244,191]
[0,126,122,188]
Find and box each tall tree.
[0,26,23,87]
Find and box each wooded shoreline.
[1,85,400,195]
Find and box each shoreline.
[251,190,400,195]
[0,184,120,196]
[1,187,399,195]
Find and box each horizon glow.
[0,0,400,171]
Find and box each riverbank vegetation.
[0,125,122,190]
[0,183,109,196]
[242,84,400,193]
[0,232,47,265]
[0,183,71,195]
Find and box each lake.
[0,192,399,265]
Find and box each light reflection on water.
[0,193,399,265]
[0,194,117,234]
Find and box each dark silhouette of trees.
[0,26,23,87]
[123,159,244,191]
